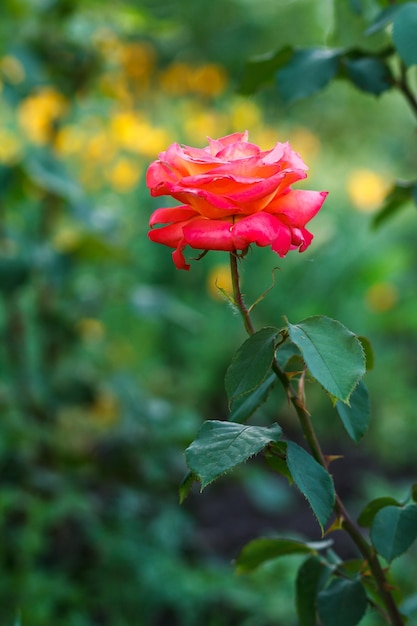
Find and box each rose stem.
[229,252,255,336]
[272,360,404,626]
[230,257,404,626]
[395,63,417,121]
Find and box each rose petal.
[207,132,249,155]
[232,213,292,256]
[215,142,260,161]
[267,190,328,227]
[148,222,185,247]
[163,185,237,217]
[262,142,308,171]
[165,143,222,175]
[182,217,235,251]
[172,244,190,270]
[146,161,179,195]
[149,206,198,226]
[292,227,314,252]
[226,170,305,207]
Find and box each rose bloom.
[147,131,327,270]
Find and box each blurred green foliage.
[0,0,417,624]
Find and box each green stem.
[230,260,404,626]
[229,253,255,336]
[277,364,404,626]
[395,63,417,122]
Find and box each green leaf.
[401,592,417,622]
[286,441,335,532]
[370,504,417,563]
[239,46,293,95]
[296,556,331,626]
[340,558,368,578]
[358,496,402,528]
[287,316,366,403]
[179,471,197,504]
[25,151,83,202]
[277,48,341,103]
[0,256,31,294]
[411,484,417,503]
[317,578,368,626]
[343,55,392,95]
[348,0,362,15]
[236,537,314,574]
[275,339,302,370]
[365,5,402,36]
[185,421,282,489]
[336,380,370,443]
[393,3,417,67]
[372,181,416,229]
[264,442,293,483]
[225,327,278,405]
[357,335,374,371]
[229,373,276,423]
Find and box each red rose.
[147,131,327,270]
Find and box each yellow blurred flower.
[18,87,67,145]
[230,99,262,132]
[159,62,227,98]
[159,62,193,96]
[133,124,172,158]
[54,125,86,156]
[288,127,321,162]
[91,391,119,427]
[0,129,22,164]
[187,63,228,98]
[52,226,83,253]
[119,41,156,87]
[106,157,142,192]
[184,106,229,144]
[111,110,172,157]
[99,72,132,104]
[77,318,105,341]
[1,55,25,84]
[85,131,116,164]
[251,126,280,150]
[57,392,119,441]
[347,169,390,212]
[366,282,398,312]
[93,28,122,57]
[207,263,233,300]
[111,110,143,147]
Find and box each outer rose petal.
[146,161,179,196]
[172,244,189,270]
[232,213,292,256]
[267,190,328,227]
[182,217,235,251]
[291,227,314,251]
[148,222,185,247]
[149,205,198,226]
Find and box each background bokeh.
[0,1,416,624]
